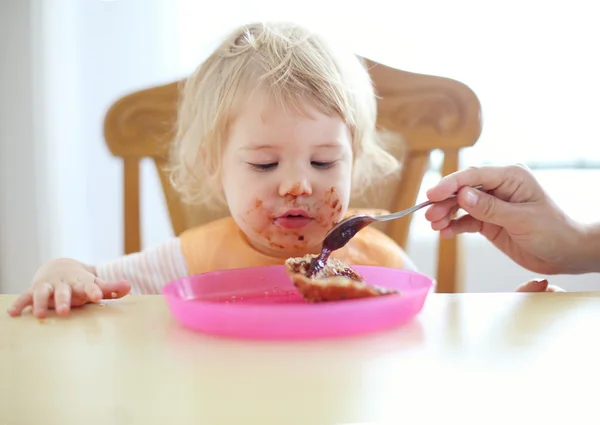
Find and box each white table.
[1,292,599,424]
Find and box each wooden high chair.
[103,57,482,293]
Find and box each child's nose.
[279,178,312,197]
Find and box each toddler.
[8,21,418,318]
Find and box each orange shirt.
[179,215,416,275]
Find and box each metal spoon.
[309,185,483,275]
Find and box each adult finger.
[32,282,53,318]
[426,164,529,202]
[546,285,566,292]
[440,214,484,238]
[455,186,520,228]
[516,279,549,292]
[7,292,33,317]
[441,213,508,247]
[430,205,461,231]
[424,198,458,222]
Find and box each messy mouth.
[278,209,310,219]
[274,210,313,229]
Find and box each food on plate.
[284,254,399,302]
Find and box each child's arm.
[95,237,189,295]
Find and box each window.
[174,0,600,169]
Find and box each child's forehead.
[223,105,348,155]
[233,89,323,125]
[235,87,316,118]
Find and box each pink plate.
[162,265,433,340]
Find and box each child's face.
[220,91,353,258]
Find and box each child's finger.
[7,292,33,316]
[83,279,103,303]
[95,279,131,299]
[53,282,72,316]
[32,283,53,318]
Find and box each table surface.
[2,292,600,425]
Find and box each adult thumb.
[457,186,514,226]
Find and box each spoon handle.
[375,185,483,222]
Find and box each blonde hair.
[168,21,402,207]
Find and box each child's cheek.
[312,187,344,229]
[239,198,274,233]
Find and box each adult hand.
[424,164,589,275]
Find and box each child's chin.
[280,243,320,257]
[273,239,321,257]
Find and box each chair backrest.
[103,57,482,293]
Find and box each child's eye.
[311,161,335,169]
[248,162,278,171]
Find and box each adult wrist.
[574,222,600,274]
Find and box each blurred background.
[1,0,599,294]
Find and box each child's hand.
[7,258,130,318]
[515,278,566,292]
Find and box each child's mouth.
[274,210,313,229]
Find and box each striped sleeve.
[95,237,189,294]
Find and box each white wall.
[32,0,182,267]
[0,0,44,293]
[1,0,598,295]
[0,0,177,293]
